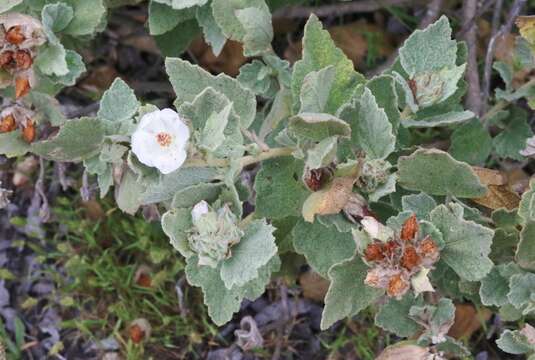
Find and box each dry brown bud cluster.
[363,214,440,299]
[0,105,36,142]
[0,13,46,98]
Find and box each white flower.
[131,108,190,175]
[191,200,209,222]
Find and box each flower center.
[156,132,172,147]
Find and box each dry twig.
[461,0,483,115]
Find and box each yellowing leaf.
[302,177,355,222]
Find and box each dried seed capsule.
[387,272,410,298]
[401,245,421,271]
[418,236,439,265]
[0,115,16,133]
[15,50,32,70]
[383,240,399,257]
[22,120,36,143]
[128,318,151,344]
[364,242,385,262]
[400,214,418,241]
[303,167,331,191]
[6,26,25,45]
[15,76,30,98]
[0,50,14,68]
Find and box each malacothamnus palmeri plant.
[2,0,535,358]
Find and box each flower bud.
[15,50,32,70]
[128,318,151,344]
[15,76,30,98]
[22,119,35,143]
[5,26,25,45]
[0,114,16,133]
[191,200,209,222]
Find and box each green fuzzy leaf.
[368,172,397,203]
[179,87,243,159]
[63,0,106,36]
[255,157,309,219]
[337,87,395,160]
[35,42,68,77]
[519,180,535,223]
[153,19,200,57]
[399,16,457,77]
[166,57,256,128]
[402,110,474,128]
[171,183,223,209]
[291,15,365,114]
[42,2,74,32]
[375,294,422,337]
[409,298,456,344]
[288,113,351,142]
[186,254,279,326]
[497,329,534,355]
[220,219,277,289]
[366,75,400,134]
[397,148,487,197]
[158,0,208,9]
[493,107,533,161]
[50,50,86,86]
[306,136,337,170]
[98,78,139,122]
[321,255,383,329]
[480,263,523,307]
[237,60,278,98]
[212,0,269,40]
[430,203,494,281]
[196,3,226,56]
[0,131,30,157]
[115,169,144,215]
[148,1,195,35]
[235,7,273,56]
[299,65,336,113]
[292,219,355,278]
[26,92,67,126]
[97,165,113,198]
[140,167,222,204]
[507,272,535,310]
[199,102,232,152]
[31,117,105,162]
[162,207,194,258]
[516,221,535,271]
[0,0,22,13]
[449,119,492,165]
[401,193,437,220]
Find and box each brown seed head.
[6,26,25,45]
[400,214,419,241]
[418,236,439,264]
[15,50,32,70]
[22,120,36,143]
[15,76,30,98]
[0,50,14,68]
[401,245,421,271]
[0,115,16,133]
[136,273,152,288]
[387,272,409,298]
[364,242,385,262]
[383,240,399,257]
[303,168,328,191]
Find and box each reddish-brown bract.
[22,120,36,143]
[400,214,419,241]
[15,50,32,70]
[401,245,421,270]
[0,50,14,68]
[364,243,385,262]
[387,273,409,297]
[15,76,30,98]
[5,26,25,45]
[0,115,16,133]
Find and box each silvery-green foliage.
[5,8,535,356]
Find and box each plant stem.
[480,100,508,124]
[184,147,294,169]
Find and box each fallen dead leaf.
[448,304,492,340]
[299,270,329,302]
[472,167,521,210]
